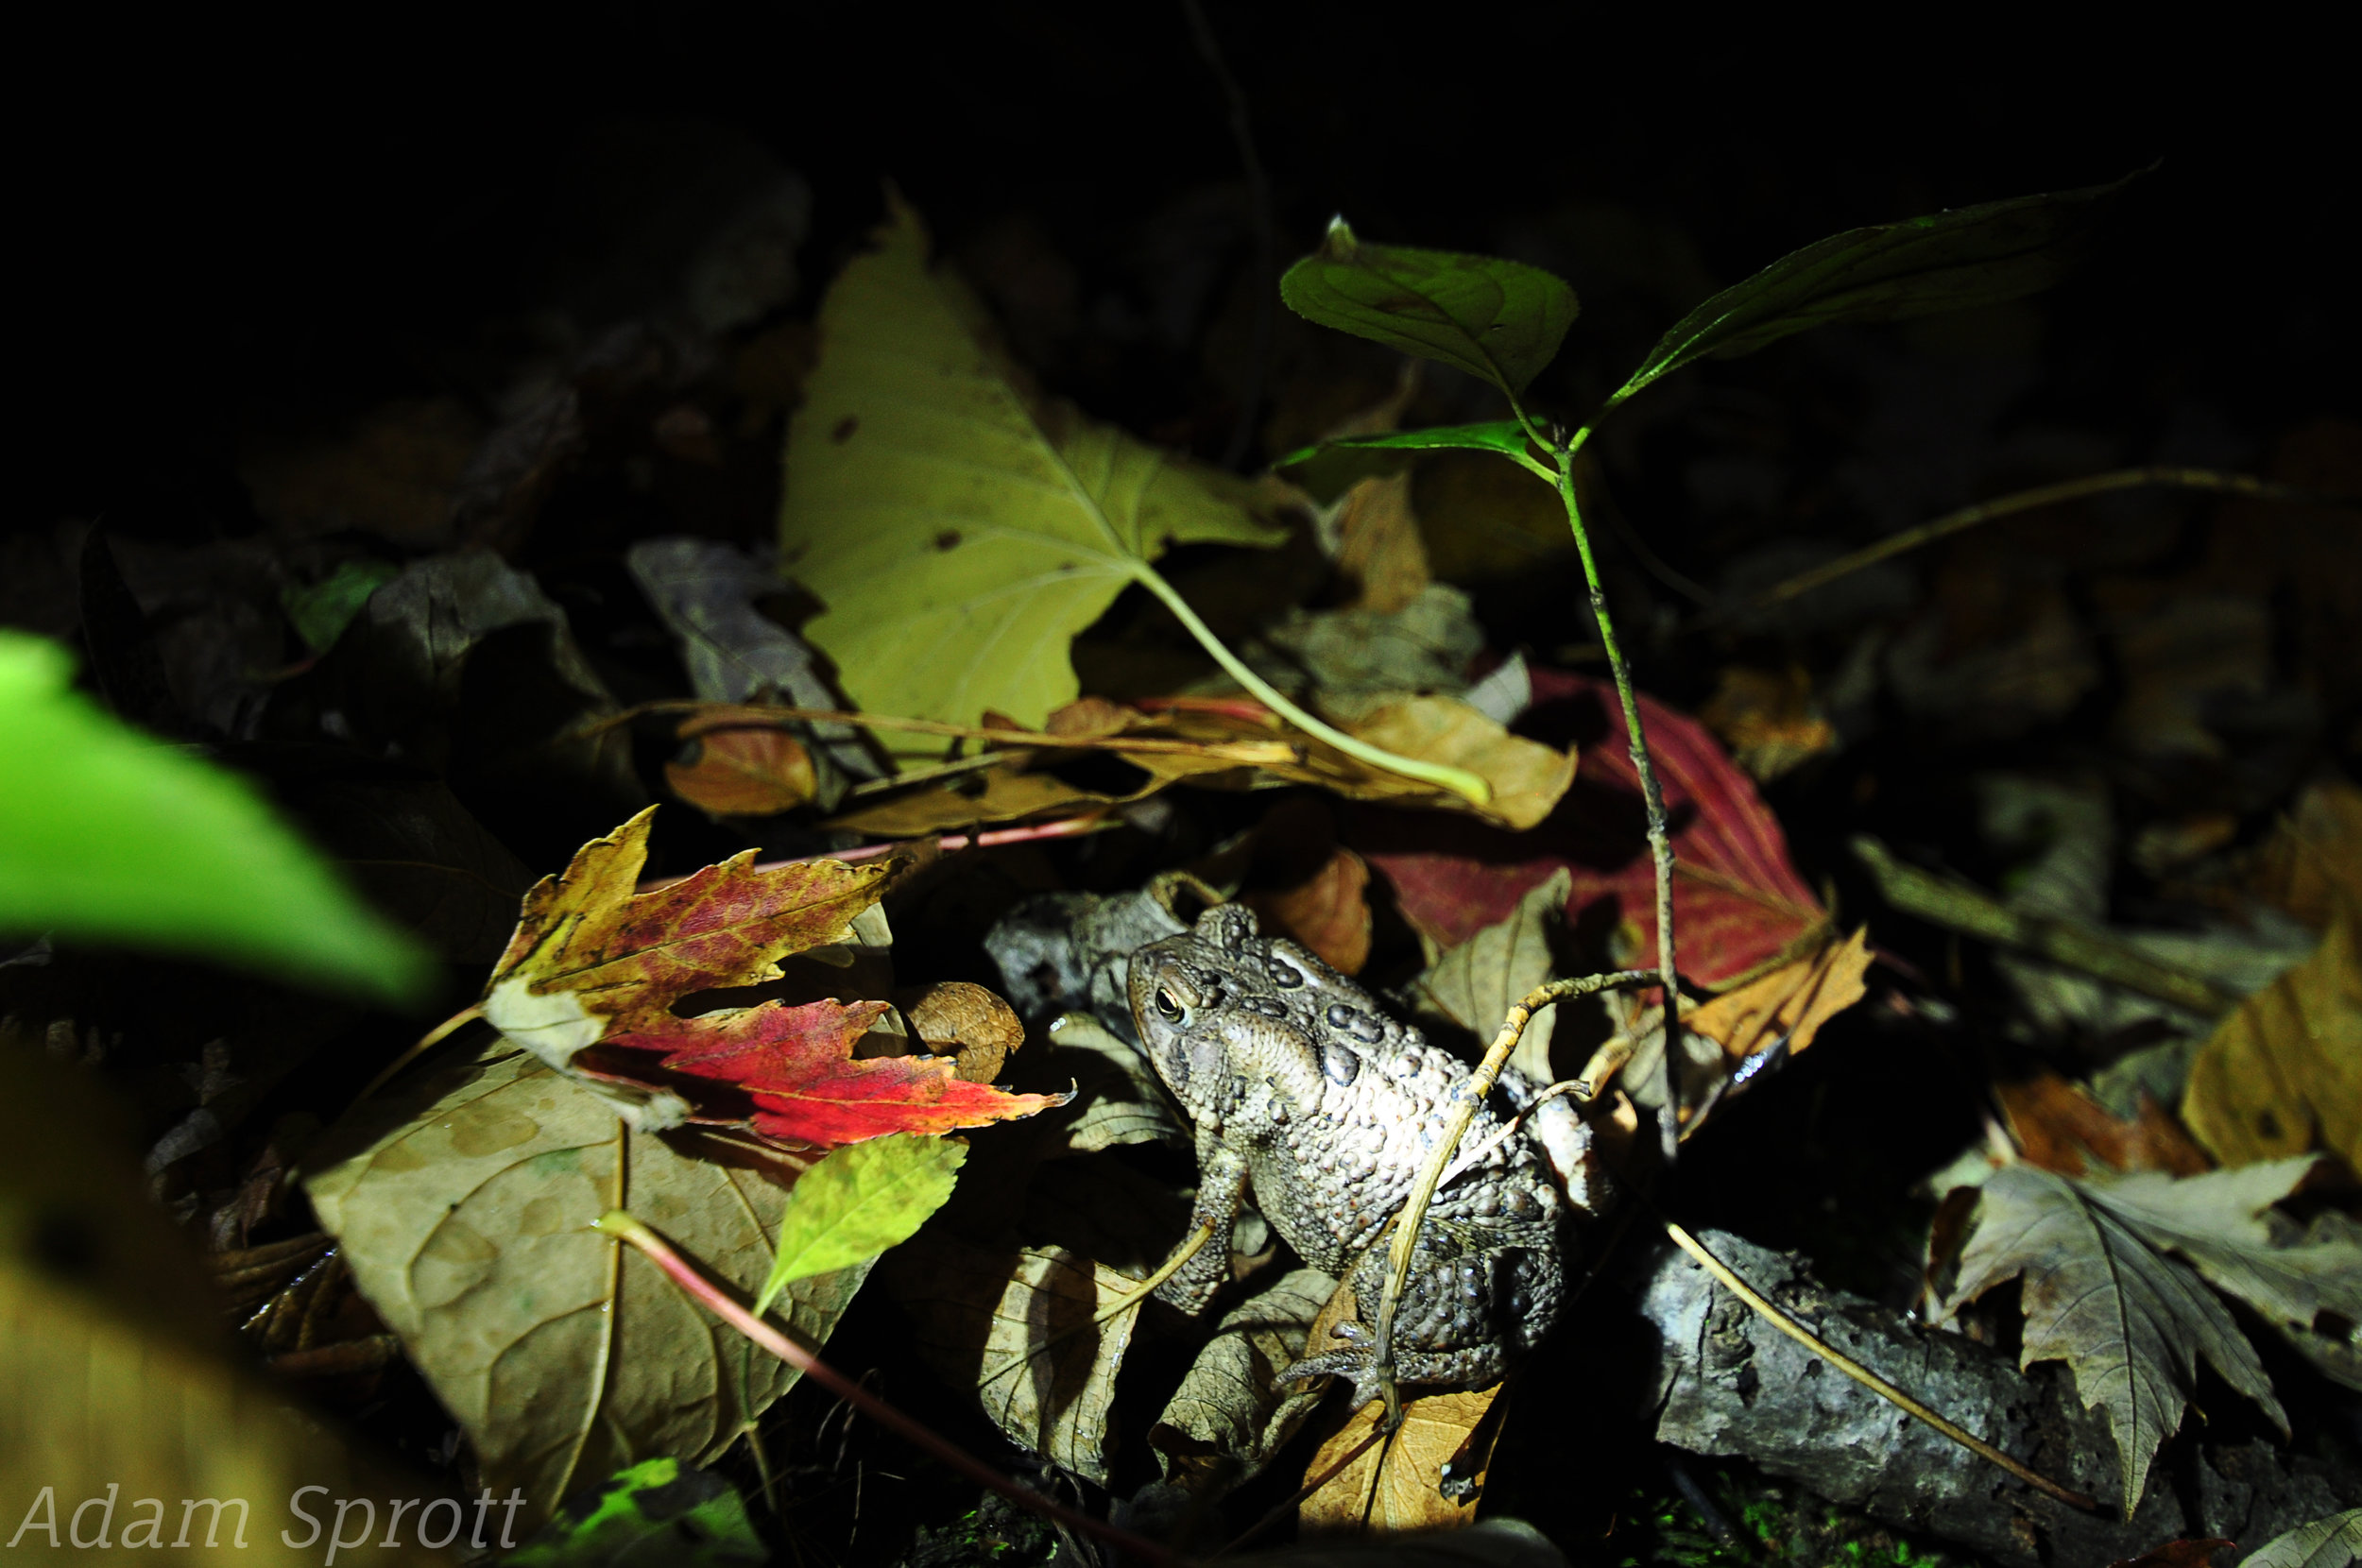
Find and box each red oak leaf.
[1349,670,1824,989]
[600,998,1068,1147]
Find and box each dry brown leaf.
[829,694,1574,836]
[1298,1384,1503,1535]
[1998,1070,2212,1177]
[1243,847,1373,976]
[2183,905,2362,1172]
[881,1237,1139,1485]
[1683,926,1872,1065]
[1698,665,1837,783]
[899,980,1025,1083]
[1335,472,1431,614]
[2250,779,2362,929]
[664,716,817,816]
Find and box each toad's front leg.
[1155,1135,1250,1315]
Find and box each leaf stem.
[1549,444,1684,1163]
[1125,562,1494,807]
[594,1210,1185,1568]
[1366,971,1658,1427]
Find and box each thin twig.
[594,1211,1185,1568]
[1658,1218,2097,1513]
[1213,1423,1391,1559]
[632,814,1118,892]
[1749,468,2359,611]
[347,1003,484,1111]
[1368,970,1657,1427]
[1851,835,2237,1016]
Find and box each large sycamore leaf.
[1941,1163,2291,1514]
[2182,904,2362,1172]
[1603,171,2138,414]
[306,1045,863,1531]
[778,196,1284,745]
[1281,221,1577,401]
[0,630,430,1002]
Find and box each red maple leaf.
[597,998,1067,1148]
[1349,670,1825,989]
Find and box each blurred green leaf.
[0,631,431,1002]
[280,558,400,654]
[755,1132,967,1315]
[1606,170,2143,414]
[1280,219,1577,400]
[503,1457,764,1567]
[1275,421,1539,502]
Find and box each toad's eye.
[1154,987,1185,1023]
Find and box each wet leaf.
[306,1044,859,1532]
[1151,1269,1336,1496]
[754,1133,966,1315]
[0,631,431,1002]
[1281,220,1577,400]
[882,1237,1139,1484]
[504,1457,764,1567]
[2238,1509,2361,1568]
[2182,905,2362,1172]
[1940,1163,2289,1512]
[1358,670,1823,986]
[778,195,1284,752]
[1299,1383,1502,1535]
[1604,172,2138,413]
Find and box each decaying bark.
[1625,1229,2356,1566]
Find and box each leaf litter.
[14,109,2362,1568]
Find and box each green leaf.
[0,630,431,1002]
[1606,170,2144,414]
[778,196,1284,751]
[1280,219,1577,400]
[755,1132,966,1315]
[503,1457,765,1566]
[280,557,399,654]
[1274,421,1540,501]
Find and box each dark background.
[23,4,2355,535]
